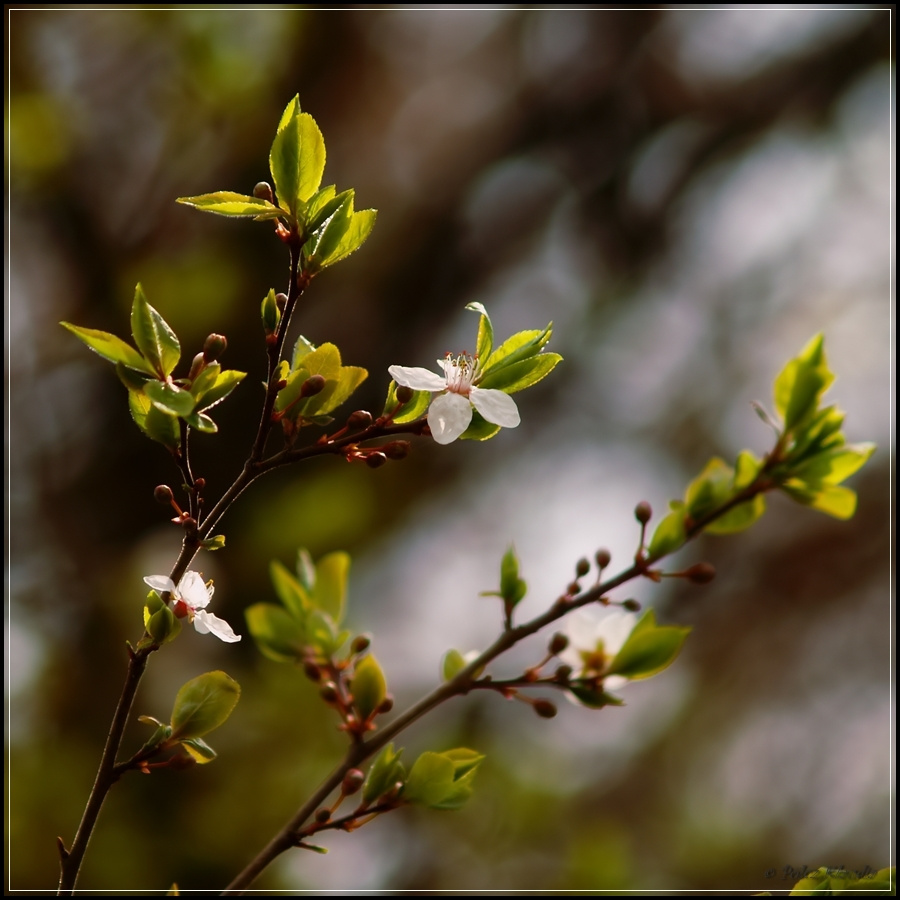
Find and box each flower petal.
[388,365,447,392]
[469,387,520,428]
[179,571,212,611]
[193,610,242,643]
[428,391,473,444]
[144,575,177,595]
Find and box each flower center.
[580,643,610,676]
[443,353,478,396]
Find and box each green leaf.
[363,744,406,804]
[704,494,766,535]
[684,457,734,522]
[403,752,456,807]
[318,208,377,268]
[499,546,527,607]
[200,535,226,552]
[261,288,281,334]
[734,449,762,490]
[269,97,304,216]
[482,324,552,376]
[782,481,858,520]
[313,552,349,624]
[194,369,246,412]
[647,503,686,559]
[477,352,562,393]
[792,442,876,486]
[303,184,339,232]
[303,193,353,270]
[295,342,342,383]
[60,322,155,374]
[608,613,691,680]
[180,737,218,764]
[144,381,196,417]
[567,685,625,708]
[175,191,282,220]
[351,653,387,721]
[145,603,181,645]
[442,649,467,682]
[184,411,217,433]
[296,112,326,203]
[459,410,502,442]
[270,559,311,620]
[170,671,241,741]
[291,334,317,370]
[130,284,181,377]
[305,365,368,417]
[130,393,180,449]
[383,381,430,423]
[466,301,493,361]
[773,334,834,431]
[404,749,484,810]
[245,603,307,663]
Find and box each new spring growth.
[154,485,174,505]
[595,549,611,569]
[684,563,716,585]
[532,699,558,719]
[634,501,652,525]
[253,181,274,204]
[575,558,591,578]
[203,333,227,363]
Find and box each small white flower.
[560,608,638,693]
[143,571,241,643]
[389,353,520,444]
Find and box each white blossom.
[560,607,638,693]
[143,571,241,643]
[389,353,519,444]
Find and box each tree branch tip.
[56,836,69,859]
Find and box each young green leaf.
[130,284,181,378]
[442,649,467,682]
[351,653,387,721]
[144,381,196,418]
[312,552,349,624]
[647,503,686,559]
[169,671,241,741]
[245,603,308,663]
[175,191,282,220]
[180,737,218,764]
[607,613,691,680]
[60,323,155,374]
[466,301,493,361]
[270,559,311,620]
[383,381,431,423]
[317,208,376,269]
[477,353,562,393]
[363,744,406,804]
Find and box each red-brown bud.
[549,632,569,655]
[342,769,366,795]
[300,374,326,398]
[253,181,274,203]
[685,562,716,584]
[575,557,590,578]
[554,664,573,682]
[634,501,652,525]
[154,485,174,505]
[347,410,373,429]
[351,635,371,654]
[533,699,558,719]
[319,682,339,704]
[395,385,414,405]
[315,807,331,823]
[202,333,227,362]
[274,292,288,311]
[382,441,410,460]
[595,549,611,569]
[377,696,394,714]
[303,661,322,682]
[622,598,642,612]
[365,452,387,469]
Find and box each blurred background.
[7,7,893,893]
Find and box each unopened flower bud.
[555,664,573,682]
[685,562,716,584]
[274,292,288,311]
[378,696,394,714]
[395,385,414,405]
[315,808,331,823]
[566,581,581,596]
[347,410,373,429]
[300,374,326,398]
[319,682,339,704]
[634,501,652,525]
[351,635,371,654]
[188,351,207,381]
[595,549,611,569]
[154,485,174,505]
[533,699,558,719]
[203,333,227,363]
[253,181,274,203]
[382,441,410,460]
[169,753,197,771]
[575,558,590,578]
[622,598,642,612]
[303,661,322,682]
[342,769,366,795]
[548,632,569,655]
[365,452,387,469]
[193,477,206,492]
